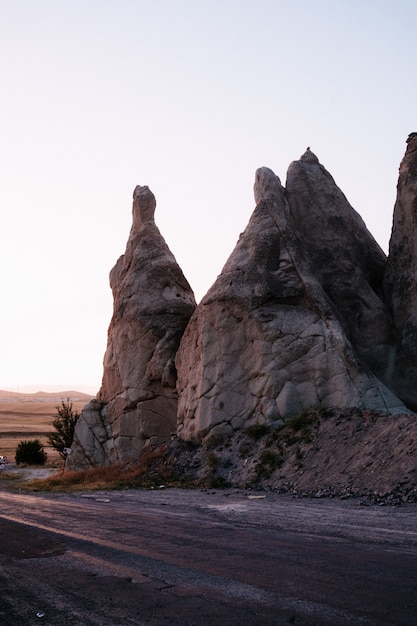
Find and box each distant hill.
[0,390,94,401]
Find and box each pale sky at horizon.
[1,0,416,394]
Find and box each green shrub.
[281,410,321,444]
[207,476,229,489]
[205,432,225,449]
[207,452,219,469]
[259,448,284,468]
[47,399,80,460]
[286,410,317,432]
[15,439,47,465]
[254,448,284,480]
[244,423,270,439]
[238,441,251,458]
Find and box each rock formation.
[175,158,404,443]
[68,138,417,470]
[67,186,196,469]
[384,133,417,409]
[285,148,393,382]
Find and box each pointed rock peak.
[299,147,319,165]
[398,134,417,176]
[132,184,156,232]
[67,180,196,470]
[405,132,417,154]
[253,166,283,204]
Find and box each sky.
[1,0,416,394]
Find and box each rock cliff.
[68,138,417,471]
[67,186,196,469]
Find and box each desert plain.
[0,390,92,466]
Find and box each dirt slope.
[166,409,417,503]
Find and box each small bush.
[15,439,47,465]
[206,452,219,469]
[238,441,251,458]
[205,433,225,449]
[259,448,284,468]
[47,399,80,460]
[244,423,270,440]
[280,410,321,444]
[287,410,317,432]
[207,476,229,489]
[254,448,284,480]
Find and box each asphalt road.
[0,488,416,625]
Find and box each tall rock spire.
[384,134,417,409]
[67,186,196,469]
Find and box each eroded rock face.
[67,186,196,469]
[384,133,417,409]
[175,161,404,443]
[285,148,393,382]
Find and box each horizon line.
[0,384,98,395]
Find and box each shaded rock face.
[384,134,417,409]
[67,186,196,469]
[286,149,393,382]
[176,160,405,443]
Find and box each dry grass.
[24,445,190,492]
[0,472,21,481]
